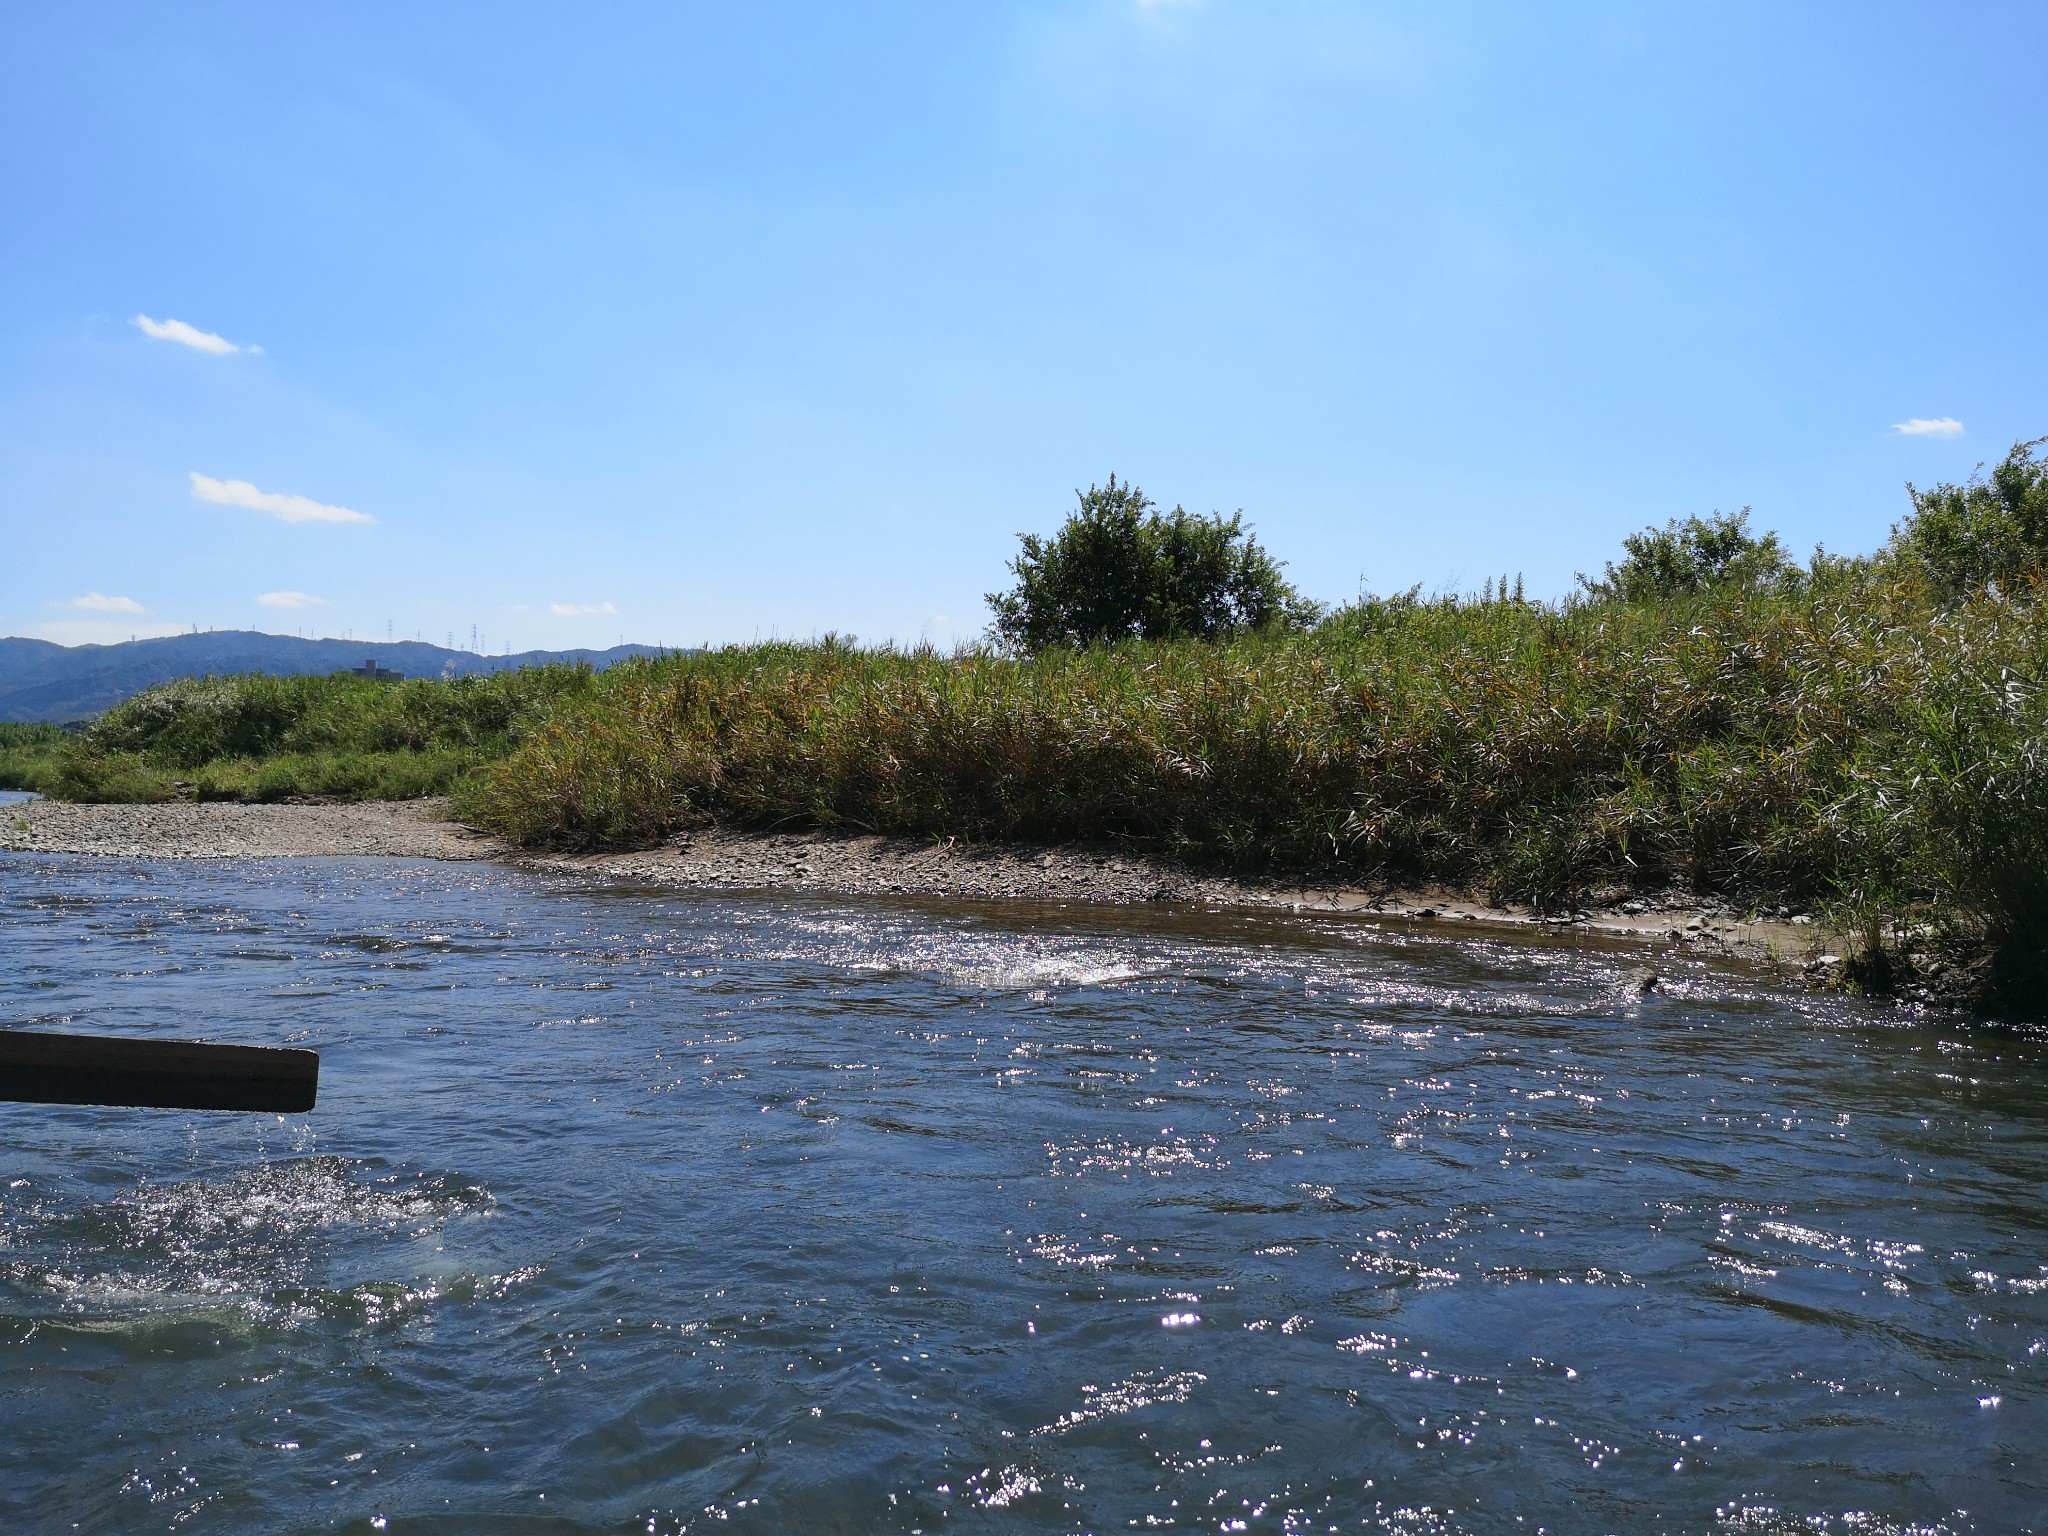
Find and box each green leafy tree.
[987,476,1315,651]
[1578,508,1797,602]
[1891,437,2048,602]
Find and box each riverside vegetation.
[0,723,67,793]
[7,442,2046,1007]
[0,668,594,804]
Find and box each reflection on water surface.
[1,854,2043,1533]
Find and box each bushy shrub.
[987,476,1315,651]
[1891,437,2048,602]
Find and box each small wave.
[863,944,1151,992]
[82,1156,491,1246]
[769,913,1158,991]
[0,1158,496,1328]
[1044,1132,1219,1178]
[964,1464,1046,1509]
[1027,1368,1207,1437]
[1714,1502,1963,1535]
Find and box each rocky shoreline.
[1,796,1824,973]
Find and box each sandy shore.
[2,796,1824,972]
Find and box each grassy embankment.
[5,572,2043,1004]
[0,669,594,803]
[0,724,69,796]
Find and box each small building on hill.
[353,659,403,682]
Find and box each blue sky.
[4,2,2044,651]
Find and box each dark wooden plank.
[0,1029,319,1113]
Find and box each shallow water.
[0,855,2042,1534]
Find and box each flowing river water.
[0,854,2042,1534]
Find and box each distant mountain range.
[0,631,674,723]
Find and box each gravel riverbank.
[2,797,1819,971]
[0,798,503,861]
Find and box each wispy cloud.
[133,315,256,355]
[190,473,374,525]
[548,601,619,617]
[257,590,325,609]
[55,592,147,614]
[1892,417,1965,438]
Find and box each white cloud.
[548,601,619,617]
[134,315,249,355]
[29,619,185,645]
[55,591,147,614]
[190,472,374,525]
[1892,417,1965,438]
[257,590,325,608]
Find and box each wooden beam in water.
[0,1029,318,1113]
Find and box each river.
[1,854,2041,1533]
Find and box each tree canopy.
[986,476,1314,651]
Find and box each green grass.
[37,668,597,804]
[0,722,69,796]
